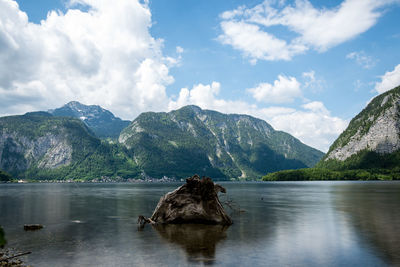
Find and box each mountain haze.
[119,105,324,179]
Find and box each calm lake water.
[1,181,400,266]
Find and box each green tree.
[0,170,12,182]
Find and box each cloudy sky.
[1,0,400,152]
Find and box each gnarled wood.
[139,175,232,226]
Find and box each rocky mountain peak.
[58,101,113,118]
[49,101,130,139]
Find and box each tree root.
[220,195,245,214]
[137,215,155,229]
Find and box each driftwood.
[138,175,232,226]
[0,251,31,262]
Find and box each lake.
[1,181,400,266]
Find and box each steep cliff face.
[324,86,400,162]
[0,112,135,180]
[49,101,130,139]
[0,131,72,172]
[0,113,77,174]
[119,105,324,179]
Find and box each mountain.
[119,105,324,180]
[49,101,130,139]
[318,85,400,170]
[0,112,139,180]
[263,85,400,181]
[0,105,324,181]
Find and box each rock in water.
[23,224,43,231]
[143,175,232,225]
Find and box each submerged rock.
[23,224,43,231]
[139,175,232,225]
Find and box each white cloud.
[246,71,325,104]
[375,64,400,93]
[346,51,375,69]
[302,70,326,93]
[218,0,398,62]
[302,71,316,85]
[169,81,347,152]
[220,5,246,20]
[218,20,307,63]
[302,101,329,114]
[168,82,258,115]
[247,75,302,103]
[267,102,348,152]
[0,0,176,118]
[176,46,184,54]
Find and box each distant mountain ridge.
[119,105,324,179]
[0,103,324,181]
[49,101,130,139]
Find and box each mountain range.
[3,83,400,182]
[0,103,323,181]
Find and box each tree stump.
[139,175,232,226]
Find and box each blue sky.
[1,0,400,151]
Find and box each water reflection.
[335,183,400,265]
[153,224,228,264]
[1,182,399,266]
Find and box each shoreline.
[1,179,400,184]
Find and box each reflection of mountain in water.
[336,184,400,265]
[153,224,228,264]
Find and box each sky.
[1,0,400,152]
